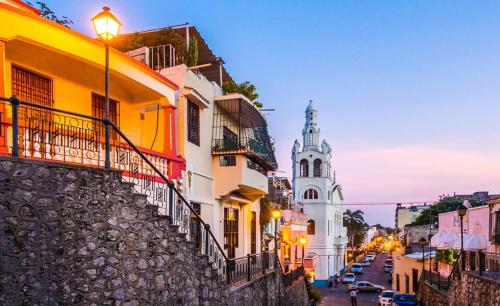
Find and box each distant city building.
[395,204,428,229]
[443,191,500,203]
[291,101,347,285]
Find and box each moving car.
[367,254,376,261]
[378,290,398,306]
[342,272,356,284]
[347,281,385,293]
[384,264,393,273]
[351,263,363,274]
[359,260,371,267]
[391,293,416,306]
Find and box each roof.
[4,0,40,14]
[109,25,233,85]
[0,2,179,93]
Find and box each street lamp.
[419,237,427,280]
[457,204,467,270]
[299,236,307,266]
[271,208,282,253]
[91,7,121,169]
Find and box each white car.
[367,254,376,261]
[342,272,356,284]
[378,290,398,306]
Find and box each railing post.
[247,254,251,281]
[10,96,19,157]
[262,251,267,275]
[226,260,232,285]
[479,251,485,276]
[168,184,174,223]
[204,224,210,256]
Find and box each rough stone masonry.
[0,157,229,305]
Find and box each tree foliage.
[187,37,199,67]
[27,1,73,27]
[409,198,483,226]
[222,80,262,107]
[343,209,368,247]
[259,196,272,233]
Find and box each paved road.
[320,254,391,306]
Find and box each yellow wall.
[0,4,180,154]
[392,250,427,294]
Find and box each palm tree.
[343,209,367,250]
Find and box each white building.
[291,101,347,284]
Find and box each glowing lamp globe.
[271,208,282,220]
[91,7,121,41]
[299,236,307,246]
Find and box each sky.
[43,0,500,226]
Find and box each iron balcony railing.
[0,96,227,278]
[148,44,177,71]
[462,250,500,280]
[226,250,277,287]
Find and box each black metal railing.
[462,250,500,280]
[226,251,276,287]
[0,96,228,277]
[423,251,461,291]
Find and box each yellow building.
[392,249,431,294]
[0,0,184,178]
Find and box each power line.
[341,201,435,206]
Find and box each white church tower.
[292,101,347,285]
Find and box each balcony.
[127,44,177,71]
[211,94,277,171]
[213,154,268,200]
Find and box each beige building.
[395,204,428,229]
[392,249,432,294]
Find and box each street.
[320,254,391,306]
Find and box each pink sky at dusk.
[274,142,500,227]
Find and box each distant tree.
[156,29,187,65]
[343,209,368,248]
[27,1,73,27]
[409,198,483,226]
[126,32,145,51]
[222,80,262,107]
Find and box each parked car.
[384,264,393,273]
[351,263,363,274]
[388,253,393,259]
[342,272,356,284]
[367,254,376,261]
[381,249,389,254]
[347,281,385,293]
[378,290,398,306]
[385,259,393,265]
[392,293,416,306]
[359,260,371,267]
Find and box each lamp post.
[419,237,427,281]
[299,236,307,266]
[457,204,467,270]
[271,208,282,254]
[91,7,122,169]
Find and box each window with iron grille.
[224,207,239,259]
[11,65,53,107]
[187,100,200,146]
[219,155,236,166]
[91,93,119,140]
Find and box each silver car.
[342,273,356,284]
[347,281,385,292]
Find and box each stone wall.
[419,271,500,306]
[0,157,228,305]
[418,282,449,306]
[228,270,308,306]
[448,272,500,306]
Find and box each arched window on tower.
[303,189,318,200]
[307,220,315,235]
[300,159,309,177]
[313,159,322,177]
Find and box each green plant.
[187,37,199,67]
[156,29,187,65]
[343,209,368,248]
[27,1,73,27]
[4,219,24,249]
[436,248,458,265]
[260,196,272,233]
[126,32,145,51]
[222,80,262,107]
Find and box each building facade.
[291,101,346,284]
[395,204,428,229]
